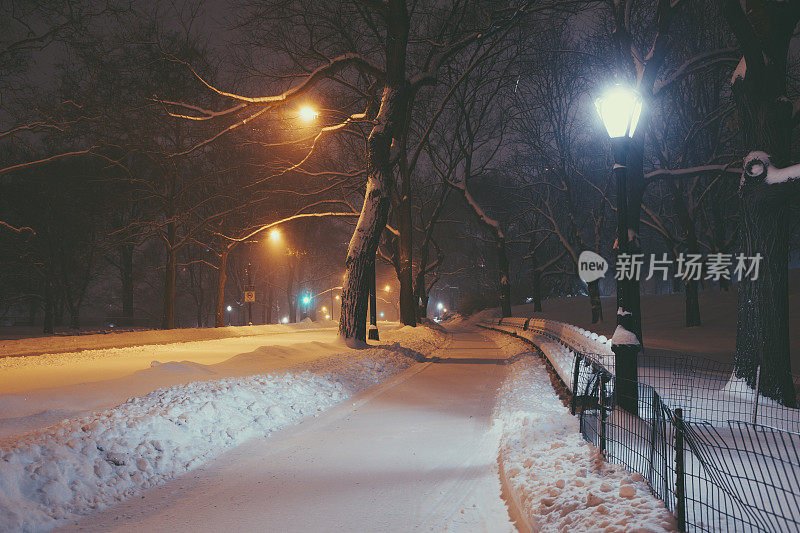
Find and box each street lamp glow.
[595,86,643,138]
[299,105,318,122]
[437,302,444,311]
[321,306,327,312]
[335,295,340,300]
[269,229,281,242]
[282,316,289,324]
[325,314,331,320]
[302,295,311,305]
[379,312,384,318]
[384,285,391,292]
[226,305,232,312]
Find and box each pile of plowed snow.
[0,326,445,532]
[490,333,676,532]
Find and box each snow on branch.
[220,212,360,243]
[653,47,739,95]
[0,221,35,235]
[644,164,742,182]
[0,147,99,176]
[741,152,800,188]
[167,54,385,109]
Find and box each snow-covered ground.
[489,332,677,532]
[0,324,384,439]
[0,325,446,532]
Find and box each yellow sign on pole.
[244,291,256,303]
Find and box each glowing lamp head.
[595,86,643,139]
[325,314,331,320]
[302,295,311,305]
[226,305,233,312]
[269,229,281,242]
[437,302,444,311]
[335,295,340,300]
[321,306,327,312]
[384,285,391,292]
[379,312,384,318]
[282,316,289,324]
[299,106,318,122]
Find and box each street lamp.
[269,229,281,242]
[384,284,391,292]
[596,84,642,415]
[298,105,318,122]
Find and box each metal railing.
[480,318,800,532]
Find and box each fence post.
[751,365,761,425]
[570,353,583,415]
[648,392,660,488]
[674,408,686,532]
[599,375,607,455]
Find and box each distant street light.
[436,302,444,311]
[226,305,233,312]
[269,229,281,242]
[384,284,391,292]
[299,105,318,122]
[596,84,643,415]
[282,316,289,324]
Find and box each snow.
[731,57,746,84]
[490,333,676,532]
[742,150,800,186]
[0,325,446,532]
[611,325,640,347]
[55,328,513,532]
[1,322,337,359]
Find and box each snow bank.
[1,321,339,359]
[0,326,445,532]
[491,334,676,532]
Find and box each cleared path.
[59,329,515,532]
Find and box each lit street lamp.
[298,105,318,122]
[596,84,642,415]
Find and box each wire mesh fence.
[481,319,800,532]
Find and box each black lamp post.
[596,85,643,415]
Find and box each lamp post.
[596,85,643,415]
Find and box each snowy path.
[57,329,515,532]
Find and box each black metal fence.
[482,319,800,532]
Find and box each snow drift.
[0,327,445,532]
[490,333,676,532]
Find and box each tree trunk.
[685,278,701,327]
[265,284,273,324]
[339,1,408,340]
[214,249,228,327]
[730,57,796,405]
[121,244,134,325]
[532,269,542,312]
[43,278,54,334]
[68,308,80,330]
[397,193,416,326]
[496,235,511,317]
[588,279,602,323]
[161,222,177,330]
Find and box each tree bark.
[161,221,177,330]
[684,278,701,327]
[722,0,798,406]
[588,279,603,323]
[214,249,228,327]
[397,192,416,326]
[121,244,134,325]
[43,278,54,334]
[496,235,512,318]
[532,269,542,312]
[339,0,408,341]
